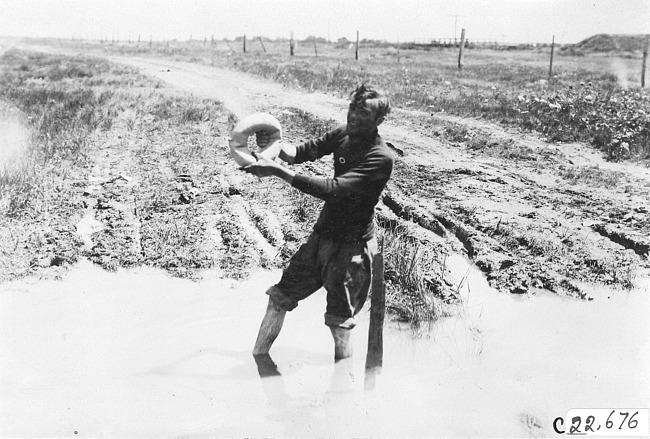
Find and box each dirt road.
[100,55,650,298]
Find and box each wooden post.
[243,34,246,52]
[259,37,267,53]
[642,34,649,88]
[549,35,555,79]
[365,252,385,371]
[355,30,359,60]
[313,38,318,57]
[397,38,400,63]
[457,28,466,69]
[290,32,295,56]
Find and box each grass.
[0,49,231,280]
[379,224,457,332]
[0,50,156,216]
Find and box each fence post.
[355,30,359,60]
[290,32,295,56]
[397,38,400,63]
[457,28,466,69]
[549,35,555,79]
[259,37,267,53]
[243,34,246,52]
[642,34,649,88]
[313,38,318,57]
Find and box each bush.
[516,83,650,160]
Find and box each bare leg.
[253,298,287,355]
[330,326,353,361]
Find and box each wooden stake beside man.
[242,83,393,362]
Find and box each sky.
[0,0,649,45]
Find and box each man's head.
[347,83,391,136]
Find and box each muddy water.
[1,257,648,437]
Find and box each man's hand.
[241,155,296,183]
[241,155,280,177]
[256,130,296,165]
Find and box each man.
[242,83,393,362]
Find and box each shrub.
[516,84,650,160]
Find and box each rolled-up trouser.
[266,232,376,329]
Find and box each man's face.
[347,98,383,136]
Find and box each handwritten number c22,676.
[567,411,641,434]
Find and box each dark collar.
[348,128,379,141]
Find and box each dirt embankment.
[9,47,650,298]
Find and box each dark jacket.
[291,125,394,243]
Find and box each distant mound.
[570,34,648,53]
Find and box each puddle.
[1,256,648,437]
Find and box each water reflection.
[252,351,378,437]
